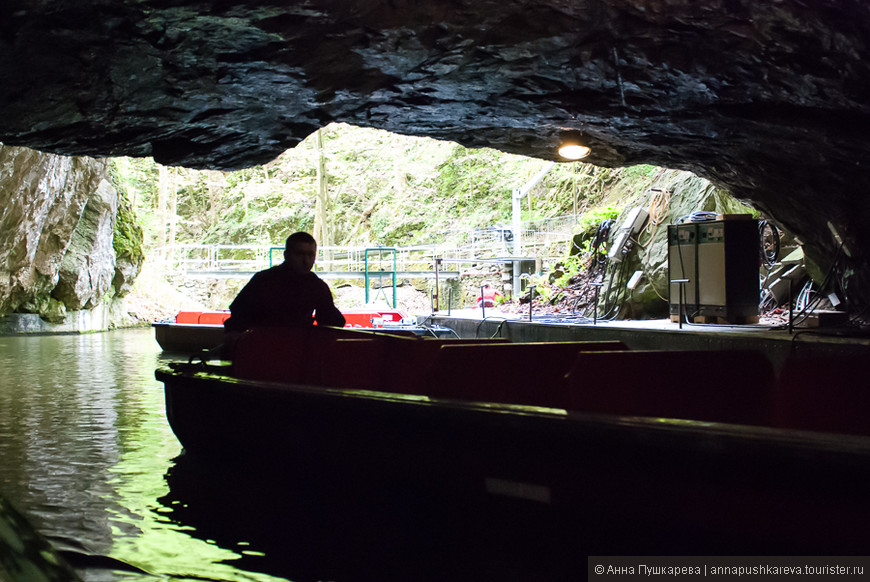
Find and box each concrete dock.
[425,309,870,372]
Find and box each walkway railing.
[152,214,583,279]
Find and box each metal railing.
[152,215,583,277]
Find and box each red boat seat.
[319,335,512,393]
[232,327,312,383]
[385,337,511,395]
[198,311,230,325]
[426,341,628,408]
[320,338,392,390]
[232,326,415,385]
[175,311,202,324]
[773,353,870,435]
[566,349,775,426]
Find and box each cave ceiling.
[2,0,870,302]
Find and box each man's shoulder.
[252,266,326,284]
[253,264,295,278]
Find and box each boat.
[155,326,870,554]
[152,311,230,353]
[152,308,453,353]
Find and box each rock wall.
[600,172,756,319]
[2,0,870,309]
[0,145,144,324]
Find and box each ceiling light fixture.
[557,132,592,160]
[558,143,592,160]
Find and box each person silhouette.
[224,232,345,333]
[476,284,503,308]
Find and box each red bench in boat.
[565,349,776,426]
[425,341,628,408]
[561,349,870,436]
[230,326,870,437]
[175,309,402,329]
[773,353,870,436]
[175,311,203,324]
[197,311,231,325]
[232,326,416,385]
[320,335,512,394]
[173,310,231,325]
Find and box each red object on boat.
[175,311,203,324]
[340,309,408,328]
[156,309,415,354]
[174,309,405,328]
[197,311,231,325]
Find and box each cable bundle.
[677,210,719,223]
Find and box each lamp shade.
[558,142,591,160]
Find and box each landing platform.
[425,309,870,371]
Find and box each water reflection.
[0,329,577,581]
[161,452,576,582]
[0,330,283,581]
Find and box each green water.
[0,329,284,581]
[0,328,570,582]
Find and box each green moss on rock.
[113,189,144,264]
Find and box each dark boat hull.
[153,322,225,354]
[157,365,870,555]
[152,319,453,354]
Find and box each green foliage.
[553,254,584,287]
[108,161,145,263]
[570,205,621,256]
[111,125,746,277]
[114,192,145,263]
[522,271,550,303]
[577,205,621,234]
[115,124,617,250]
[112,157,160,247]
[621,164,659,180]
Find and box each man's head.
[284,232,317,273]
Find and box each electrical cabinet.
[668,218,759,323]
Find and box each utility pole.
[314,129,332,262]
[512,161,555,295]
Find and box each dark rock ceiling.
[2,0,870,307]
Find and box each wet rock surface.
[2,0,870,306]
[0,146,143,319]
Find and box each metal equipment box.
[668,218,759,323]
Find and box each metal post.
[511,161,555,296]
[528,285,536,321]
[448,288,453,316]
[781,265,801,335]
[480,285,486,320]
[512,187,522,297]
[670,279,690,329]
[679,283,684,330]
[433,257,441,313]
[592,282,603,325]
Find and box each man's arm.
[313,280,346,327]
[224,273,262,332]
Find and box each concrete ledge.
[0,305,113,335]
[426,311,870,372]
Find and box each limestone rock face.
[51,177,118,310]
[0,146,141,319]
[1,0,870,306]
[603,172,756,319]
[0,146,90,316]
